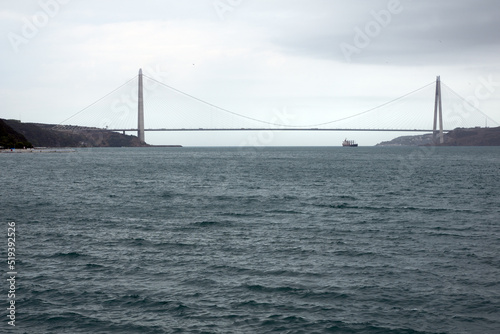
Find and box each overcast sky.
[1,0,499,146]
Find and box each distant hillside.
[0,119,33,148]
[377,127,500,146]
[376,133,435,146]
[3,119,149,147]
[439,127,500,146]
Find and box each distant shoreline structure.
[0,148,75,154]
[0,146,185,153]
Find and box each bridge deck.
[108,128,447,132]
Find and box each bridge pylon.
[138,68,145,142]
[433,75,444,144]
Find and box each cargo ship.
[342,139,358,147]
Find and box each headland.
[376,126,500,146]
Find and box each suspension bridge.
[58,69,498,145]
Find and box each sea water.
[1,146,499,333]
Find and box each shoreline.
[0,148,76,154]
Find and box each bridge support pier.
[138,68,145,142]
[433,75,444,144]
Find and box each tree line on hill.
[0,119,33,148]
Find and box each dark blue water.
[2,147,499,333]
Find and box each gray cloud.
[1,0,499,146]
[252,0,500,65]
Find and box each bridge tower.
[138,68,145,142]
[433,75,444,144]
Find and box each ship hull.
[342,139,358,147]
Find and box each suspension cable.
[144,75,436,128]
[56,75,137,126]
[441,82,499,125]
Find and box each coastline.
[0,148,76,154]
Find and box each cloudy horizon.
[2,0,499,146]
